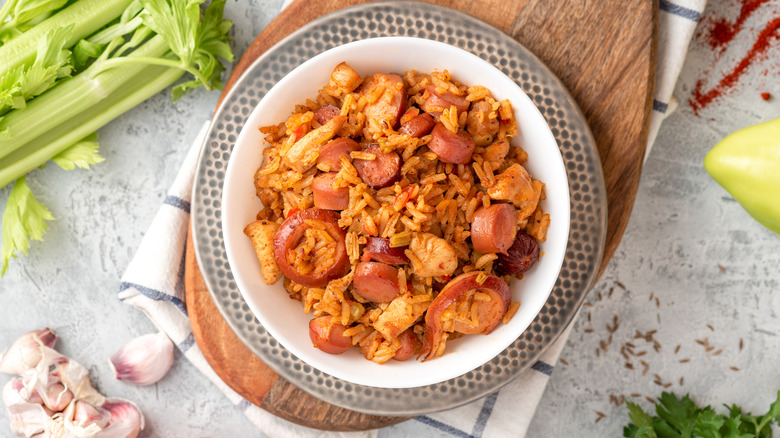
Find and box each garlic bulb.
[1,328,146,438]
[0,328,58,375]
[109,332,173,386]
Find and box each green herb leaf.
[624,402,658,438]
[693,407,724,438]
[0,25,73,113]
[1,176,54,276]
[655,392,699,437]
[51,133,103,170]
[623,391,780,438]
[0,0,68,43]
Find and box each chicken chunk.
[283,115,347,173]
[487,163,535,206]
[328,62,362,94]
[406,232,457,277]
[482,139,510,163]
[466,100,500,147]
[373,293,428,340]
[243,220,282,285]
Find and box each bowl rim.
[221,36,571,388]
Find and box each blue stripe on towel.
[178,333,196,353]
[164,195,191,214]
[471,392,499,437]
[415,416,474,438]
[119,282,187,314]
[238,399,252,411]
[659,0,702,22]
[531,360,554,376]
[653,99,668,113]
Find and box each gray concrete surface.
[2,0,779,437]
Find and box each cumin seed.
[560,358,569,366]
[730,366,740,372]
[679,358,690,363]
[674,344,681,354]
[617,281,626,289]
[706,324,714,331]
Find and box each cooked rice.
[248,63,550,363]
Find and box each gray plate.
[192,0,606,416]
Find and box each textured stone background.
[1,0,779,437]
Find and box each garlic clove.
[42,382,73,412]
[94,399,145,438]
[109,332,173,386]
[0,328,58,375]
[72,400,110,429]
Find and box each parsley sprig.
[624,391,780,438]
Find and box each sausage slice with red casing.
[420,271,511,361]
[309,316,353,354]
[353,261,400,303]
[361,72,407,130]
[471,203,518,254]
[353,144,401,188]
[393,329,421,361]
[399,113,436,138]
[361,237,409,265]
[421,84,470,117]
[317,137,360,172]
[312,173,349,210]
[428,122,476,164]
[314,105,341,125]
[273,208,349,287]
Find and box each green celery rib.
[0,64,184,188]
[0,0,134,79]
[0,35,169,161]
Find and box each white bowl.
[222,37,570,388]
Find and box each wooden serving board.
[185,0,657,431]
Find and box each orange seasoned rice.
[244,61,550,364]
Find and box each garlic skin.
[109,332,173,386]
[6,400,49,438]
[0,328,58,375]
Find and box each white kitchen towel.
[117,0,706,437]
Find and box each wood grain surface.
[187,0,657,431]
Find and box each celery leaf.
[0,25,73,113]
[1,176,54,276]
[51,133,103,170]
[139,0,233,100]
[0,0,69,43]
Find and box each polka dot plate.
[191,0,607,416]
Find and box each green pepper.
[704,117,780,235]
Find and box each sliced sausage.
[273,208,349,287]
[496,231,540,275]
[393,329,420,361]
[421,84,470,117]
[312,173,350,210]
[353,144,400,188]
[361,73,407,130]
[466,100,500,147]
[428,122,476,164]
[471,203,518,255]
[452,288,508,335]
[314,105,341,125]
[420,271,510,361]
[399,113,435,138]
[361,237,409,264]
[316,137,360,172]
[352,261,400,303]
[309,316,353,354]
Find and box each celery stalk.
[0,0,133,79]
[0,35,169,160]
[0,64,183,188]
